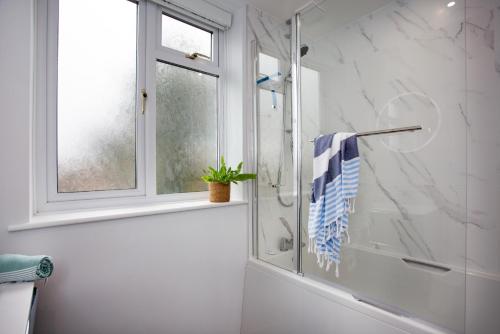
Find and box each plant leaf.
[233,173,257,182]
[201,158,256,184]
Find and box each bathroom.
[0,0,498,333]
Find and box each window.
[36,0,223,211]
[57,0,138,193]
[258,53,279,77]
[161,14,213,60]
[155,62,218,194]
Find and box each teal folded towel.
[0,254,54,283]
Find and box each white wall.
[3,207,248,334]
[0,1,249,334]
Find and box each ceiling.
[243,0,310,20]
[210,0,393,26]
[300,0,393,39]
[209,0,310,21]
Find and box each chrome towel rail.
[308,125,422,142]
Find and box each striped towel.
[0,254,54,284]
[308,133,360,277]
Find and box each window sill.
[8,200,248,232]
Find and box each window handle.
[141,89,147,114]
[185,52,210,60]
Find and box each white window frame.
[34,0,225,213]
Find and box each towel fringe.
[347,198,356,214]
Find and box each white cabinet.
[0,282,36,334]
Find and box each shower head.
[282,31,309,57]
[300,44,309,57]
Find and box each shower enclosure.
[250,0,500,333]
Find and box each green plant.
[201,156,256,185]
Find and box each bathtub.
[259,249,295,270]
[246,245,500,333]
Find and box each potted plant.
[201,156,256,202]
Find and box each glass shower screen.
[298,1,466,332]
[249,9,297,272]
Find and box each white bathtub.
[259,249,295,270]
[242,258,448,334]
[249,245,500,333]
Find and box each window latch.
[141,89,147,114]
[185,52,210,60]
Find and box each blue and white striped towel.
[308,132,360,277]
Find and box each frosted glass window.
[161,14,212,59]
[56,0,137,193]
[156,62,217,194]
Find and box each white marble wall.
[249,0,500,332]
[302,0,468,270]
[298,0,500,332]
[299,2,468,330]
[465,0,500,282]
[464,0,500,332]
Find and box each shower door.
[249,8,297,271]
[297,1,467,332]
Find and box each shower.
[251,1,500,332]
[273,43,309,208]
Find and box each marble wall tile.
[300,0,468,272]
[465,0,500,277]
[249,0,500,332]
[299,1,468,332]
[465,0,500,332]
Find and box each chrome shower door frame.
[291,13,303,275]
[251,39,259,258]
[250,12,303,275]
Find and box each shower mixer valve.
[280,237,294,251]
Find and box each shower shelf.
[402,258,451,273]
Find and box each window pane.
[57,0,137,193]
[258,53,279,77]
[156,62,217,194]
[161,14,212,59]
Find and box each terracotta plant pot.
[208,182,230,202]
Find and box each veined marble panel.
[301,0,468,271]
[465,0,500,278]
[299,1,468,332]
[465,0,500,332]
[249,0,500,332]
